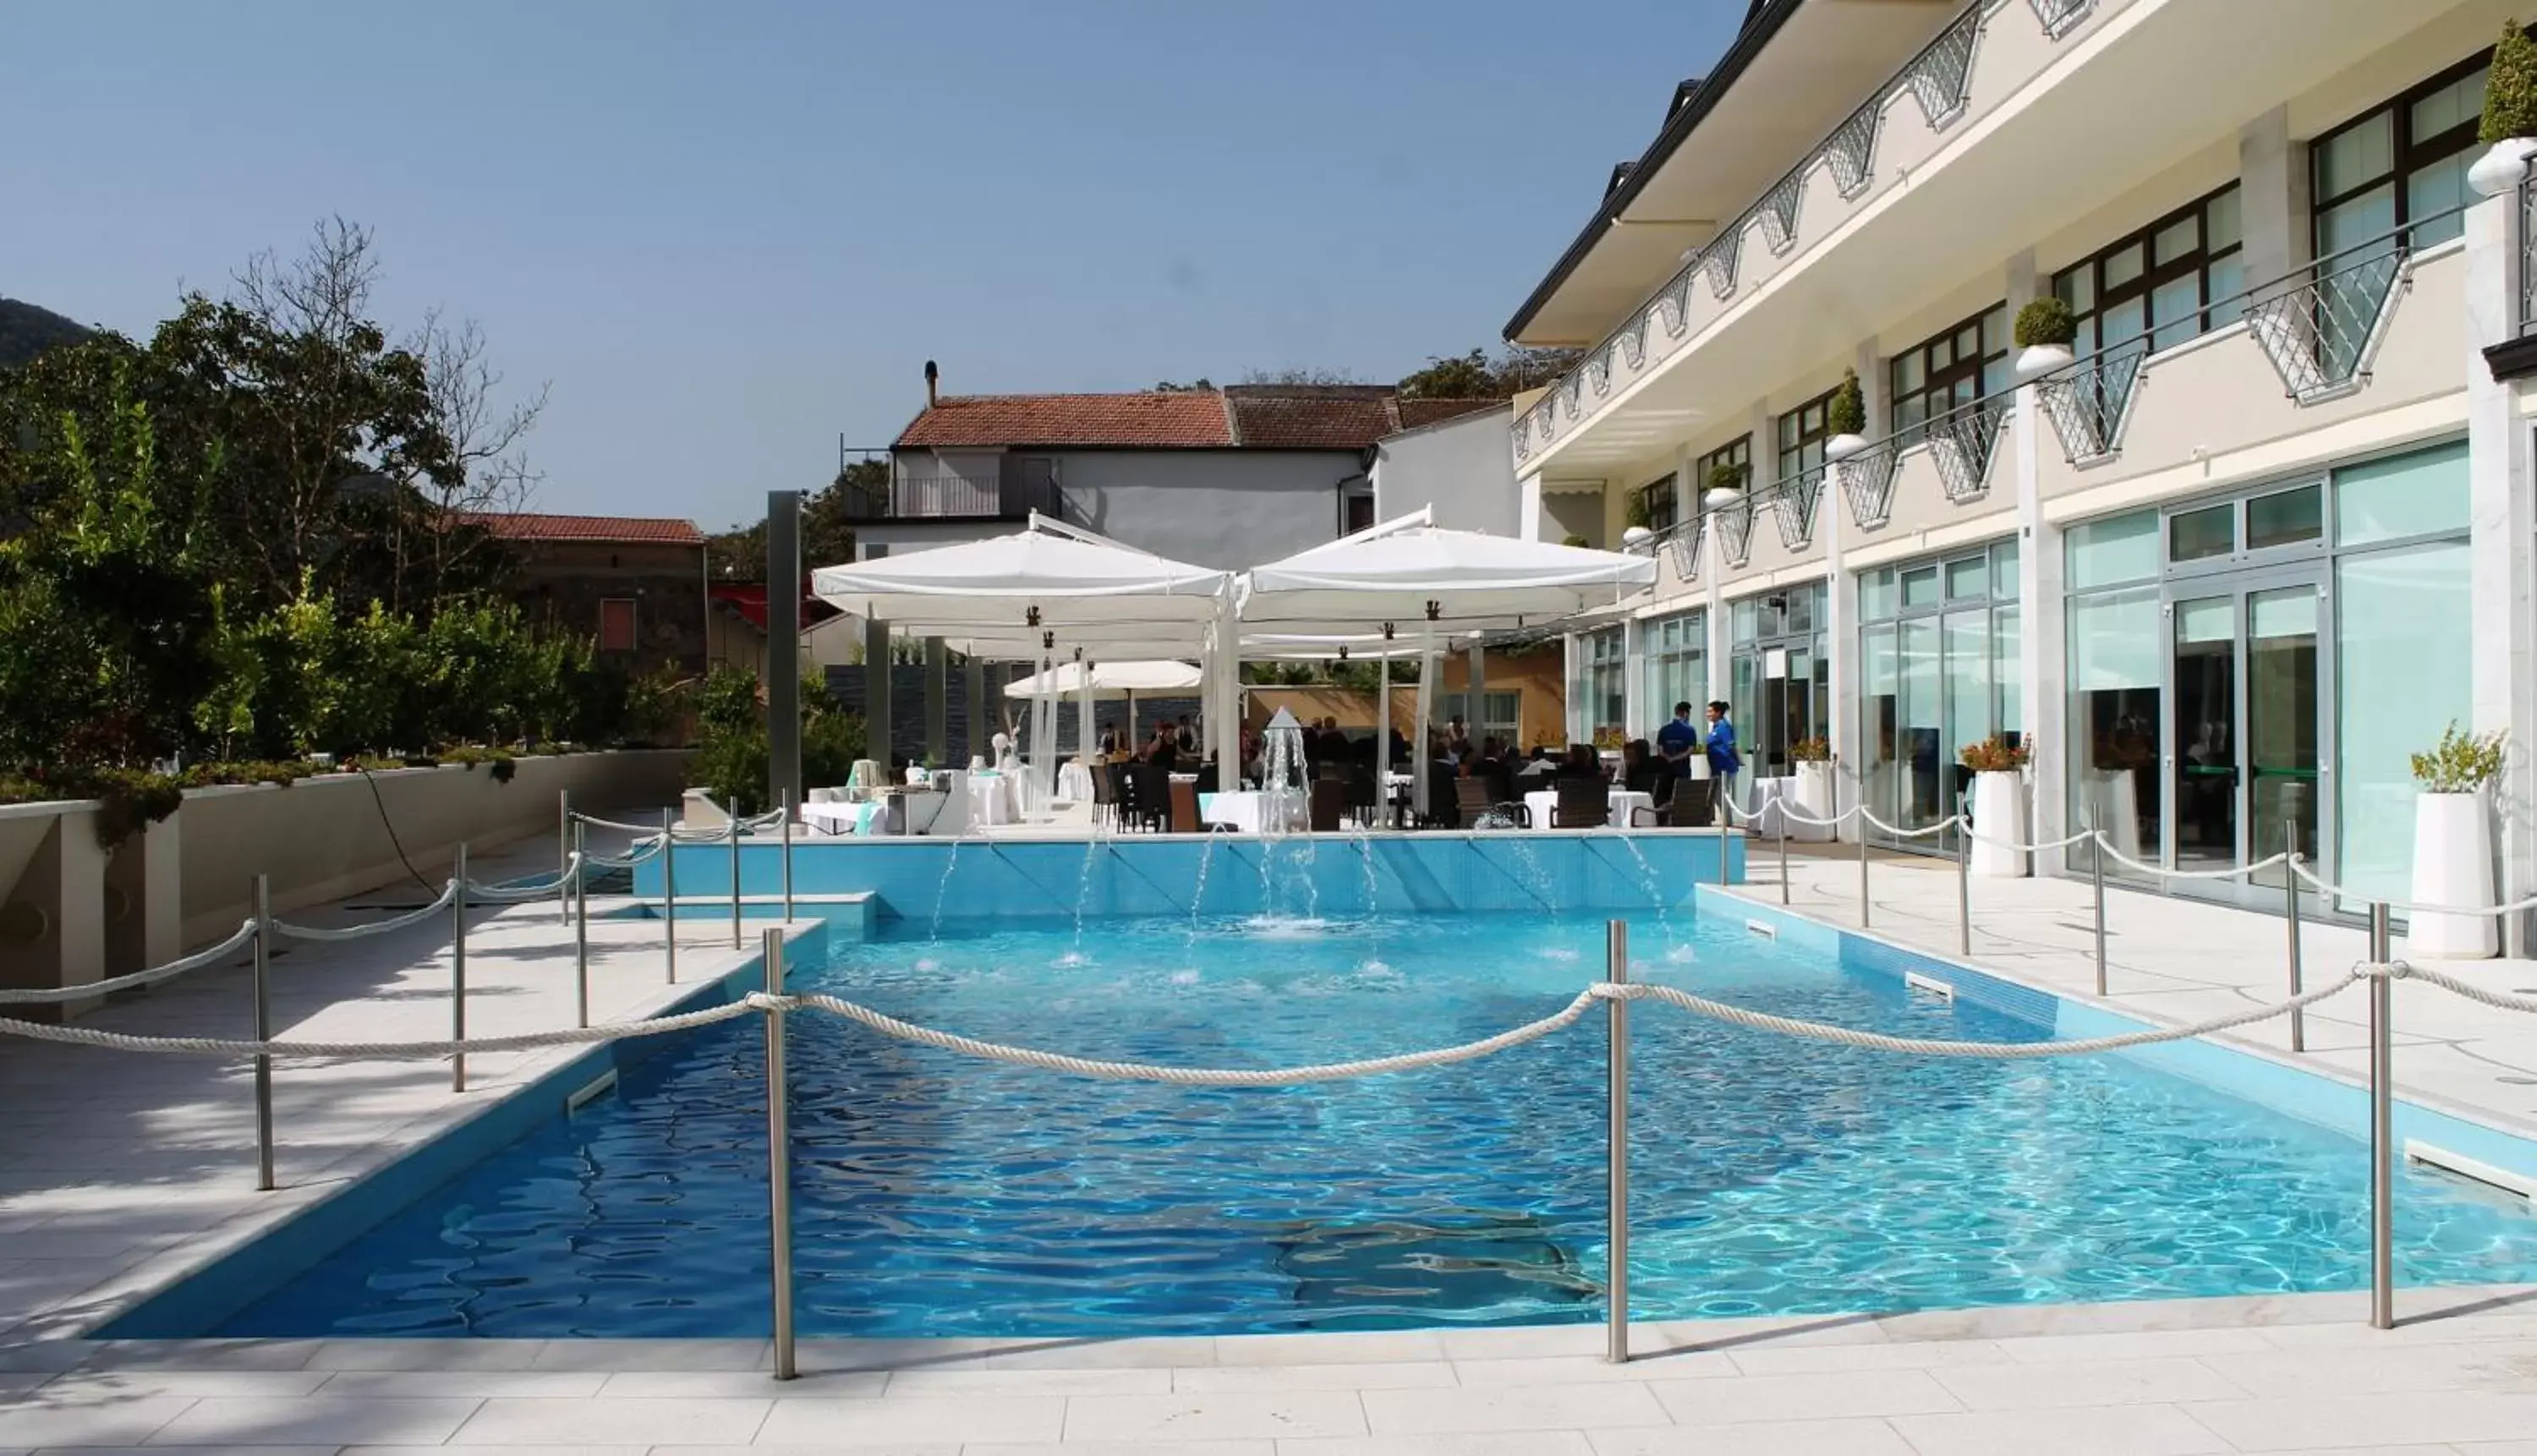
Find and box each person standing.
[1704,700,1742,827]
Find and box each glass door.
[2162,573,2326,905]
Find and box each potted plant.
[1824,370,1869,462]
[2408,721,2507,957]
[1622,490,1654,548]
[1789,736,1836,842]
[1701,460,1750,512]
[1561,533,1592,548]
[2012,297,2078,383]
[2471,21,2537,196]
[1959,735,2031,878]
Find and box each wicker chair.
[1550,779,1609,829]
[1088,763,1119,829]
[1632,778,1708,829]
[1121,763,1170,833]
[1309,777,1347,833]
[1454,777,1530,829]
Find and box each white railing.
[1512,0,2106,468]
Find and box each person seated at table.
[1621,739,1659,796]
[1444,717,1472,764]
[1144,722,1179,768]
[1557,743,1603,780]
[1386,724,1411,769]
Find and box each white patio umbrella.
[1240,508,1658,818]
[1005,659,1206,758]
[812,515,1236,794]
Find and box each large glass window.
[2337,540,2470,908]
[1776,387,1838,481]
[1575,627,1627,744]
[1858,540,2021,840]
[1641,610,1706,736]
[1636,473,1679,534]
[1888,304,2009,446]
[2053,184,2245,357]
[2313,53,2488,255]
[2065,509,2161,589]
[1729,582,1827,778]
[1696,436,1751,496]
[2068,587,2164,882]
[2336,438,2470,546]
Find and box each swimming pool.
[187,901,2537,1340]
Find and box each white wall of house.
[1371,407,1519,535]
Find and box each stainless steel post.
[573,819,589,1030]
[1604,918,1629,1365]
[251,874,274,1191]
[452,844,468,1093]
[662,808,678,983]
[1955,802,1971,958]
[1857,819,1871,928]
[558,790,572,925]
[1777,802,1789,907]
[2285,821,2305,1054]
[2369,900,2395,1331]
[729,799,743,950]
[2091,826,2109,998]
[1718,805,1731,888]
[761,928,798,1379]
[780,789,794,922]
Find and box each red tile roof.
[462,512,705,545]
[894,392,1233,449]
[892,386,1507,453]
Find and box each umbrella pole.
[1377,649,1390,829]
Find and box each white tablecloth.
[1198,790,1304,835]
[1056,762,1095,803]
[800,801,881,835]
[1521,786,1655,830]
[967,772,1019,826]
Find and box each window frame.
[2052,183,2245,358]
[2310,47,2494,255]
[1775,391,1838,481]
[1887,304,2008,447]
[1636,472,1679,534]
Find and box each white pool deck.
[3,823,2537,1453]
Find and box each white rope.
[1607,972,2364,1058]
[2287,857,2537,919]
[463,856,584,901]
[0,995,768,1058]
[2386,961,2537,1014]
[272,880,459,941]
[0,919,260,1004]
[2093,839,2292,881]
[788,988,1604,1085]
[1858,810,1963,840]
[582,837,667,870]
[573,812,683,835]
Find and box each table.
[967,771,1019,827]
[1521,786,1655,831]
[1056,762,1095,803]
[800,800,882,836]
[1197,790,1305,835]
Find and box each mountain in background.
[0,298,94,368]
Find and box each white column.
[1520,472,1547,542]
[2468,184,2536,954]
[1821,396,1856,843]
[1466,640,1486,742]
[2238,106,2310,288]
[1622,613,1642,741]
[1212,595,1243,790]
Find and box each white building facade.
[1510,0,2537,940]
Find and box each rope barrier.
[2093,840,2292,881]
[2386,960,2537,1015]
[0,919,260,1004]
[271,880,460,942]
[0,995,767,1058]
[582,837,667,870]
[1857,809,1963,840]
[785,988,1604,1085]
[2288,857,2537,919]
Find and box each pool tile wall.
[644,831,1744,922]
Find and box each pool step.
[2405,1140,2537,1203]
[566,1068,620,1112]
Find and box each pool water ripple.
[214,911,2537,1338]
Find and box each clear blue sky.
[3,1,1740,531]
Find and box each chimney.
[923,359,940,408]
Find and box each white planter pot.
[1792,760,1838,842]
[2409,791,2497,958]
[2012,343,2074,384]
[1968,770,2030,878]
[2469,137,2537,198]
[1701,485,1746,512]
[1824,433,1869,463]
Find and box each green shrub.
[1624,491,1652,530]
[2411,721,2507,793]
[1560,533,1590,548]
[1827,370,1866,436]
[1705,461,1750,495]
[2014,297,2077,348]
[2485,22,2537,143]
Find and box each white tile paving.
[3,829,2537,1447]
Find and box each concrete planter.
[2408,791,2497,959]
[2012,342,2074,383]
[1969,770,2030,879]
[1791,760,1838,840]
[2469,137,2537,198]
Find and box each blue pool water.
[208,908,2537,1338]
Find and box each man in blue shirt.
[1704,700,1742,827]
[1655,701,1700,819]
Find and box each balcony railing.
[2034,342,2146,466]
[1769,465,1826,552]
[1923,394,2014,503]
[842,475,1061,523]
[1631,514,1705,582]
[1512,0,2107,468]
[2523,171,2537,334]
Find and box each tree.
[1396,345,1585,399]
[1241,365,1362,386]
[1151,377,1215,392]
[704,458,872,582]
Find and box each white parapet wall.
[0,751,688,1016]
[178,751,689,943]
